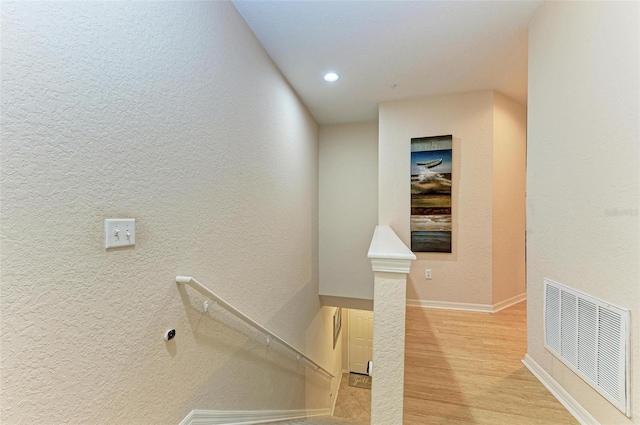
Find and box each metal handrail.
[176,276,334,379]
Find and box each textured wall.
[379,92,495,305]
[527,1,639,423]
[371,272,407,425]
[319,122,378,302]
[0,2,341,424]
[492,92,526,304]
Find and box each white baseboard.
[492,292,527,312]
[522,354,599,425]
[407,292,526,313]
[179,408,331,425]
[406,298,493,312]
[331,371,345,415]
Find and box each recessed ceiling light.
[324,72,339,82]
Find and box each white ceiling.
[233,1,544,125]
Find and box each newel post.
[368,225,416,425]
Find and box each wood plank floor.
[403,302,578,425]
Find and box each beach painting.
[411,135,452,252]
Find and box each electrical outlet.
[425,269,432,279]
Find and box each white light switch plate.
[105,219,135,249]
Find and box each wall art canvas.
[333,307,342,349]
[411,135,453,252]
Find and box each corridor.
[403,302,577,424]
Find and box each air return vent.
[544,279,630,416]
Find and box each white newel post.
[368,225,416,425]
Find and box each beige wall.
[319,122,378,304]
[0,2,341,424]
[527,1,639,423]
[492,92,527,304]
[379,91,526,306]
[379,92,495,305]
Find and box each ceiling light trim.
[323,72,339,82]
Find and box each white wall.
[0,2,341,424]
[379,92,495,305]
[492,92,527,304]
[319,122,378,306]
[527,1,639,423]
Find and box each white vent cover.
[544,279,630,416]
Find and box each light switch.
[105,219,135,249]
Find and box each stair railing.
[176,276,335,379]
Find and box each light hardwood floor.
[403,302,578,424]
